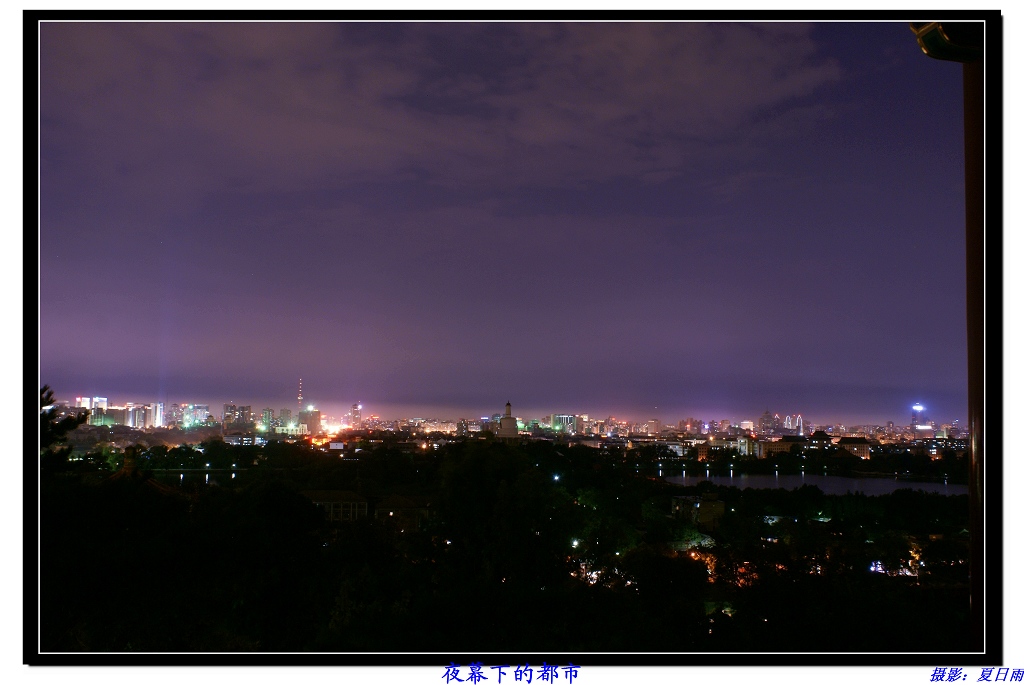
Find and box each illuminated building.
[837,436,872,459]
[223,404,252,426]
[299,407,322,434]
[82,396,108,423]
[497,402,518,438]
[647,419,661,436]
[223,434,266,446]
[351,403,362,429]
[552,414,576,433]
[757,435,808,458]
[125,403,146,428]
[279,408,292,426]
[183,404,210,426]
[275,424,309,436]
[96,406,125,426]
[911,403,932,430]
[911,403,933,438]
[261,407,274,428]
[679,418,702,434]
[808,430,832,449]
[146,402,163,428]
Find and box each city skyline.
[39,22,968,430]
[51,387,959,429]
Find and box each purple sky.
[38,21,968,425]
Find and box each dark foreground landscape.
[39,430,969,653]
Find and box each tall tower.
[298,378,303,413]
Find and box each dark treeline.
[623,442,968,483]
[39,434,970,652]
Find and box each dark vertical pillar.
[963,55,984,652]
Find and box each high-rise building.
[552,414,576,433]
[299,408,322,435]
[279,408,292,426]
[223,404,254,426]
[98,406,125,426]
[82,397,107,424]
[183,404,210,426]
[261,408,274,428]
[679,418,702,434]
[912,404,928,428]
[167,403,184,425]
[126,404,146,428]
[146,402,163,428]
[351,403,362,429]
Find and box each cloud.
[40,21,842,206]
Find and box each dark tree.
[40,385,89,472]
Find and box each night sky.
[38,21,969,425]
